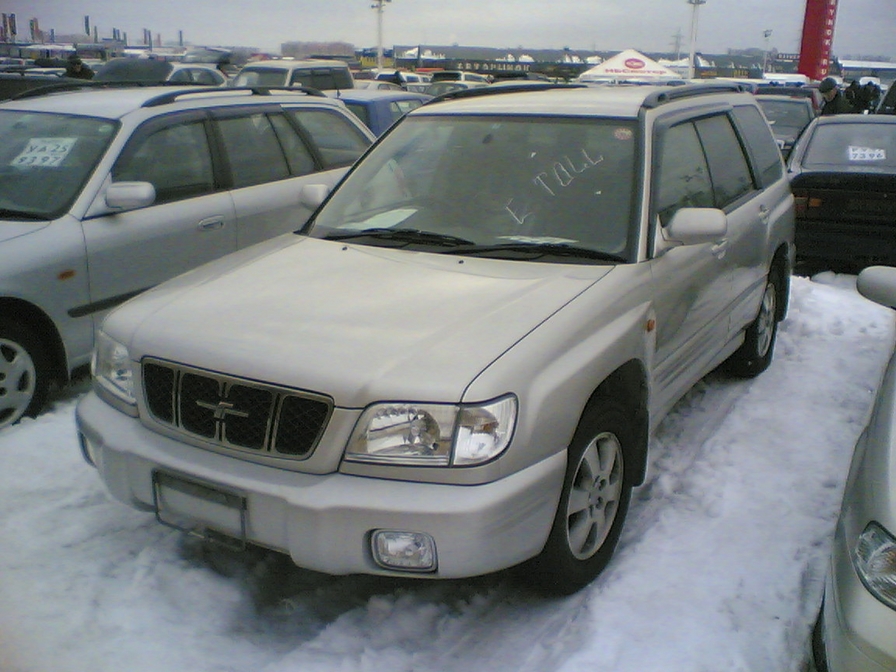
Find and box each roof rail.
[641,82,746,108]
[426,82,587,104]
[140,85,326,108]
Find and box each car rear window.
[802,123,896,169]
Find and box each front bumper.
[821,521,896,672]
[76,391,565,578]
[796,220,896,267]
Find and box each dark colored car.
[93,58,226,86]
[878,85,896,115]
[756,85,824,115]
[332,88,432,135]
[0,72,83,101]
[788,115,896,272]
[756,95,816,158]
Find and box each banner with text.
[797,0,838,80]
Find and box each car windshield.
[801,122,896,170]
[308,114,637,262]
[0,110,118,220]
[757,99,813,137]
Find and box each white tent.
[577,49,681,83]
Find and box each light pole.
[687,0,706,80]
[371,0,392,71]
[762,29,772,74]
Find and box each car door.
[217,106,372,249]
[693,112,768,335]
[81,111,237,316]
[648,117,737,414]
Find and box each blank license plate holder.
[153,471,247,550]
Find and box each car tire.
[0,319,50,430]
[724,273,779,378]
[525,398,634,595]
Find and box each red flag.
[798,0,838,81]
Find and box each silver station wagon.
[77,82,795,594]
[0,86,374,429]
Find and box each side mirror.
[105,181,156,211]
[857,266,896,309]
[665,207,728,245]
[301,183,331,210]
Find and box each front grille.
[143,359,332,459]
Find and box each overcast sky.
[6,0,894,59]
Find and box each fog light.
[371,530,437,572]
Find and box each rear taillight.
[792,189,821,217]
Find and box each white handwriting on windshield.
[533,149,603,196]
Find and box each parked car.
[352,79,403,91]
[430,70,491,84]
[0,72,82,101]
[756,84,824,115]
[877,85,896,115]
[0,86,375,429]
[76,82,794,595]
[230,59,354,91]
[424,80,489,97]
[812,264,896,672]
[756,94,816,158]
[787,114,896,272]
[93,58,228,86]
[331,88,432,135]
[374,69,430,91]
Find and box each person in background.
[844,80,862,112]
[65,54,94,80]
[818,77,852,116]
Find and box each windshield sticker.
[11,138,78,168]
[848,145,886,162]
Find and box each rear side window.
[731,104,784,186]
[288,108,371,168]
[218,113,290,188]
[114,120,214,203]
[655,121,715,225]
[694,115,755,208]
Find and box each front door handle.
[198,216,225,231]
[711,239,729,259]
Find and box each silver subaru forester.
[77,82,794,594]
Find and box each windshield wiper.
[323,228,475,248]
[0,208,48,221]
[442,242,627,263]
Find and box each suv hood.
[118,236,611,407]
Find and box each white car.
[0,86,374,429]
[77,82,794,594]
[812,266,896,671]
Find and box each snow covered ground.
[1,273,894,672]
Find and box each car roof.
[813,114,896,127]
[331,89,432,103]
[412,83,751,119]
[756,95,815,106]
[0,85,346,119]
[240,59,349,70]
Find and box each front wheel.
[0,319,50,430]
[524,400,634,595]
[724,275,778,378]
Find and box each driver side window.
[655,121,714,226]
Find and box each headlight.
[346,395,517,466]
[853,521,896,610]
[91,330,136,406]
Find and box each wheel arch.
[0,298,69,385]
[771,243,792,322]
[579,359,650,486]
